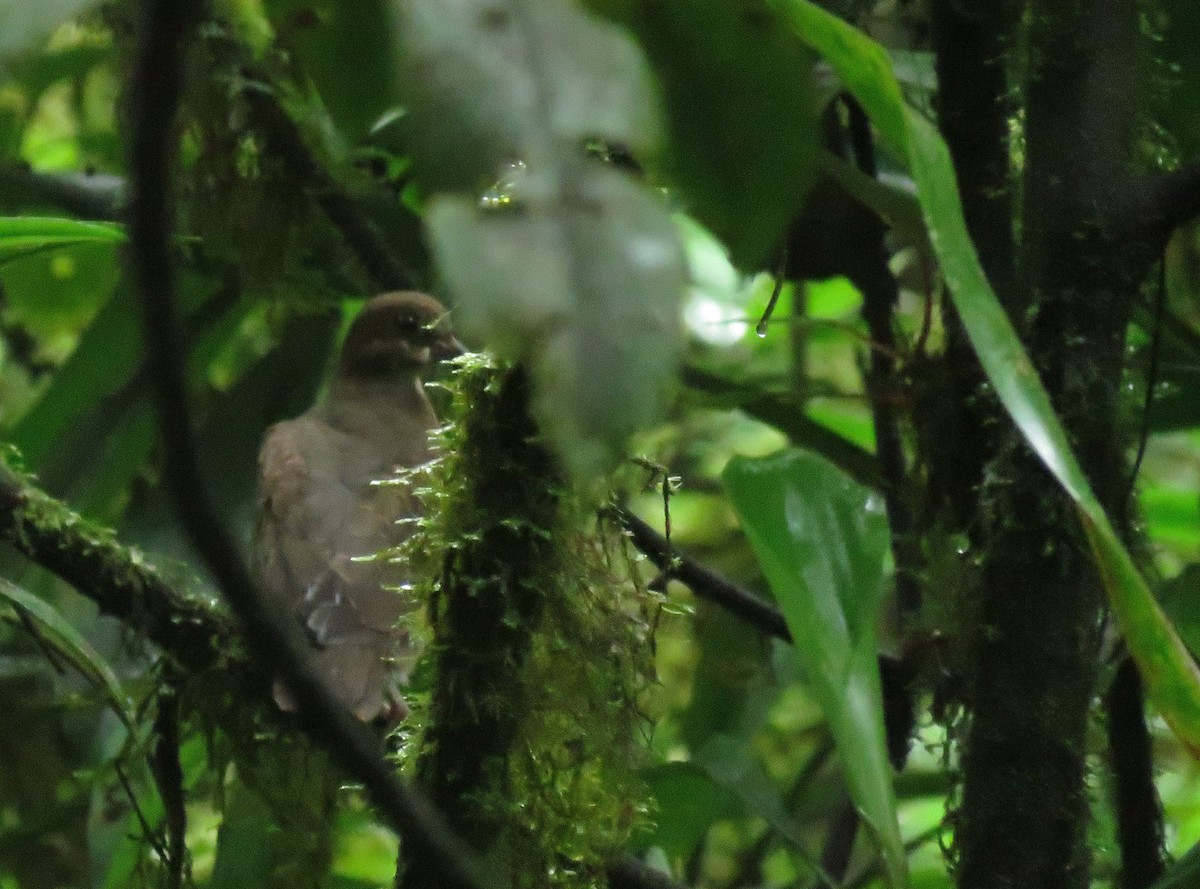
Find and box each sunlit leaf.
[723,449,907,889]
[0,216,125,268]
[1151,838,1200,889]
[771,0,1200,757]
[427,166,685,475]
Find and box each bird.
[253,291,464,722]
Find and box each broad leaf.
[0,216,125,268]
[397,0,686,476]
[427,166,684,475]
[772,0,1200,756]
[723,449,907,889]
[0,0,100,64]
[0,579,134,727]
[396,0,661,191]
[208,783,275,889]
[694,734,832,883]
[591,0,820,268]
[639,762,741,860]
[1150,838,1200,889]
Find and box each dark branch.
[1115,161,1200,254]
[0,459,235,672]
[124,3,489,889]
[241,85,418,292]
[0,163,125,220]
[1105,657,1167,888]
[607,505,792,643]
[681,366,883,492]
[152,683,187,889]
[839,97,921,618]
[607,857,690,889]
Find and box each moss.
[399,357,655,889]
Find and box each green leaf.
[0,216,125,268]
[591,0,820,268]
[395,0,661,191]
[427,166,685,476]
[723,449,907,888]
[399,0,684,476]
[639,762,741,859]
[1157,565,1200,659]
[266,0,397,140]
[694,734,832,883]
[0,579,134,727]
[11,286,143,470]
[771,0,1200,757]
[1153,0,1200,159]
[208,783,275,889]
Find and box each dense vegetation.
[4,2,1200,889]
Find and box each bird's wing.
[254,415,417,717]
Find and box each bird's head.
[338,291,465,379]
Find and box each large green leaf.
[589,0,820,268]
[427,166,685,476]
[208,783,275,889]
[771,0,1200,756]
[396,0,661,191]
[0,579,134,728]
[639,762,742,860]
[723,449,906,889]
[397,0,686,476]
[260,0,397,140]
[694,734,831,883]
[1151,838,1200,889]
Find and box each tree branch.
[0,163,125,220]
[1105,657,1167,889]
[606,505,792,643]
[0,458,235,671]
[241,84,419,292]
[124,3,490,889]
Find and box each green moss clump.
[398,356,656,889]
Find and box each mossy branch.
[402,360,655,889]
[0,457,237,672]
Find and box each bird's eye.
[395,315,420,335]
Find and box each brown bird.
[253,292,463,721]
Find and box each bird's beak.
[433,335,468,361]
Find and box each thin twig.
[124,3,490,888]
[757,243,790,337]
[607,505,793,643]
[842,95,921,618]
[115,764,169,863]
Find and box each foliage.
[5,1,1200,889]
